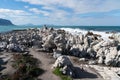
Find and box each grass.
[53,67,73,80]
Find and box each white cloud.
[24,5,29,8]
[29,7,69,20]
[29,8,49,16]
[0,8,34,24]
[1,0,120,25]
[0,8,30,16]
[17,0,120,14]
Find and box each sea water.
[0,25,120,32]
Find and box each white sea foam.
[60,28,113,41]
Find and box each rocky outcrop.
[0,27,120,67]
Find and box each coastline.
[0,27,120,80]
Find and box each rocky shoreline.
[0,26,120,80]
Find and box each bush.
[53,67,72,80]
[2,53,44,80]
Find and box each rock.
[52,56,73,68]
[88,60,97,65]
[86,48,96,58]
[93,41,104,52]
[70,47,80,57]
[52,55,75,77]
[42,34,56,52]
[90,40,99,47]
[79,33,84,44]
[86,31,94,36]
[115,50,120,67]
[0,42,7,51]
[117,45,120,51]
[105,47,118,66]
[112,33,120,42]
[54,34,67,54]
[116,71,120,76]
[60,65,75,77]
[7,43,25,52]
[96,47,106,57]
[101,40,118,47]
[9,36,17,43]
[79,58,87,62]
[84,37,90,46]
[53,50,62,59]
[98,56,104,64]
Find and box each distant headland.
[0,18,14,26]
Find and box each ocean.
[0,25,120,32]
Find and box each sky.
[0,0,120,26]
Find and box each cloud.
[29,8,49,16]
[17,0,120,14]
[2,0,120,25]
[0,8,30,16]
[24,6,29,8]
[16,0,120,18]
[0,8,34,24]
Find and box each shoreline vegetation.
[53,67,72,80]
[0,26,120,80]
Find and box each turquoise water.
[0,25,120,33]
[0,25,42,32]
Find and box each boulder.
[54,34,67,53]
[52,56,73,68]
[42,34,56,52]
[52,56,75,77]
[105,47,118,66]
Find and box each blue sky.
[0,0,120,25]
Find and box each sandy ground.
[0,52,15,76]
[70,57,103,80]
[29,48,61,80]
[0,48,103,80]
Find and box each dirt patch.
[29,48,61,80]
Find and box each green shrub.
[53,67,72,80]
[3,53,44,80]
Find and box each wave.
[60,28,115,40]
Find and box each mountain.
[0,18,14,26]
